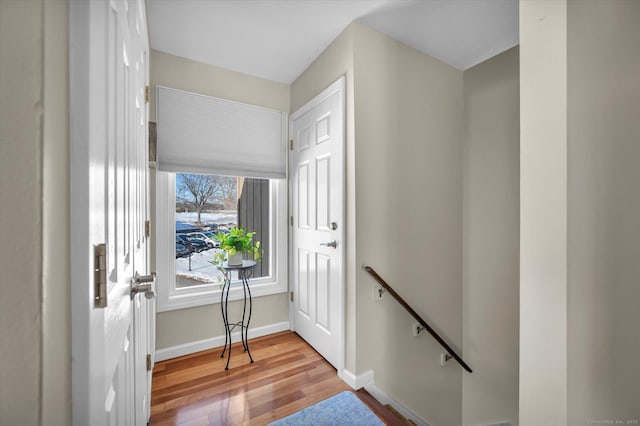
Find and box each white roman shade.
[156,86,288,179]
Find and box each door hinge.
[146,354,152,371]
[144,85,150,104]
[289,139,294,151]
[290,215,293,226]
[94,244,107,308]
[145,220,150,238]
[290,291,294,302]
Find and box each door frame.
[288,76,346,378]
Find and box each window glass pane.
[175,173,270,288]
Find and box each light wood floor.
[150,331,352,425]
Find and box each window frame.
[155,172,287,312]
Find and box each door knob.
[131,272,156,299]
[320,240,337,249]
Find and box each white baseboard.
[155,321,290,362]
[365,383,430,426]
[340,369,374,390]
[340,369,430,426]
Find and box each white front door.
[70,1,152,425]
[290,77,345,369]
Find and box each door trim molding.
[290,76,346,121]
[155,321,290,362]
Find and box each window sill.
[157,279,287,312]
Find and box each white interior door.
[290,77,345,369]
[70,1,152,425]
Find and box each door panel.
[106,328,133,426]
[297,162,311,229]
[316,113,331,144]
[298,248,311,318]
[316,253,331,331]
[316,155,331,231]
[290,77,344,369]
[298,127,311,151]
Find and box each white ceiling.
[147,0,519,84]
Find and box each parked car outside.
[203,224,219,233]
[188,232,218,248]
[215,225,231,234]
[185,234,211,251]
[203,231,221,245]
[176,234,208,252]
[175,243,190,258]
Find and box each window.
[156,172,287,312]
[154,88,288,312]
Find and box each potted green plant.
[212,227,262,267]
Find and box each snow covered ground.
[175,249,223,284]
[176,210,237,226]
[175,249,243,286]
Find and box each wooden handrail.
[364,266,473,373]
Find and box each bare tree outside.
[177,174,237,224]
[215,175,237,209]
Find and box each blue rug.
[268,391,384,426]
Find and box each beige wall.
[290,25,358,371]
[150,50,289,121]
[567,0,640,424]
[0,1,44,423]
[352,24,464,426]
[0,0,70,425]
[150,50,291,350]
[156,294,289,349]
[519,1,568,424]
[462,47,519,426]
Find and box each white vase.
[227,251,243,266]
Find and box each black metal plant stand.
[217,260,257,370]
